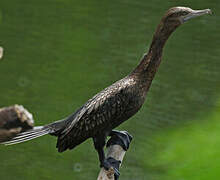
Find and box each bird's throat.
[130,20,179,92]
[131,34,166,81]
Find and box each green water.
[0,0,219,179]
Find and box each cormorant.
[1,6,211,174]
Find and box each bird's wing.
[60,81,131,139]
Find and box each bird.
[1,6,211,173]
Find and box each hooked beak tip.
[205,9,212,15]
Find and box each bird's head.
[164,7,211,25]
[153,7,212,42]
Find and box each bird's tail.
[0,126,50,145]
[0,118,69,146]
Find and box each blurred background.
[0,0,219,179]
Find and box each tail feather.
[0,126,50,145]
[12,126,46,139]
[0,118,71,146]
[10,129,49,141]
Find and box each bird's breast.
[110,89,146,129]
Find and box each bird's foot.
[107,130,133,151]
[100,157,121,180]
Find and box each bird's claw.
[100,157,121,180]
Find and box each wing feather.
[56,79,133,152]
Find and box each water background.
[0,0,219,179]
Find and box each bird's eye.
[181,12,188,16]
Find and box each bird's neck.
[130,20,178,91]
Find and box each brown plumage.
[1,7,211,169]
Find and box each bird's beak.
[183,9,212,22]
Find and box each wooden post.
[97,131,132,180]
[0,105,34,142]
